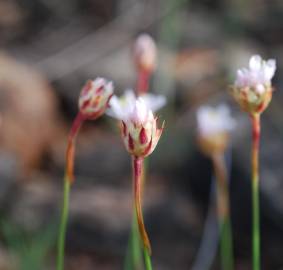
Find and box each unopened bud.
[79,77,113,120]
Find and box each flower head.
[134,34,157,74]
[232,55,276,114]
[78,78,113,120]
[111,96,163,157]
[197,105,235,155]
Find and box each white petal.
[263,59,276,82]
[235,68,249,87]
[249,55,262,71]
[105,81,114,95]
[142,94,166,112]
[132,98,148,124]
[106,96,125,119]
[124,89,136,104]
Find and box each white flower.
[197,105,235,137]
[235,55,276,94]
[107,89,166,121]
[232,55,276,114]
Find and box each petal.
[235,69,247,87]
[249,55,262,71]
[106,96,124,119]
[142,94,167,112]
[124,89,137,104]
[132,98,148,124]
[105,81,114,95]
[264,59,276,81]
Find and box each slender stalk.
[57,179,70,270]
[132,157,153,270]
[65,113,84,183]
[124,158,150,270]
[212,153,234,270]
[57,113,83,270]
[220,215,234,270]
[251,114,261,270]
[137,70,150,95]
[124,65,151,269]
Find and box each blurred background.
[0,0,282,269]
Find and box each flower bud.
[134,34,157,74]
[232,55,276,115]
[78,77,113,120]
[197,105,235,155]
[121,98,163,157]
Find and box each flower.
[197,104,235,155]
[134,34,157,74]
[114,97,163,157]
[232,55,276,114]
[107,89,166,120]
[78,77,113,120]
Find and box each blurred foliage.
[1,221,56,270]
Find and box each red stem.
[252,114,260,176]
[136,69,151,95]
[65,112,84,184]
[133,156,152,254]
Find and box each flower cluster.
[197,105,235,155]
[232,55,276,114]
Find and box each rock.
[0,53,61,174]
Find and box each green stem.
[144,248,153,270]
[57,179,71,270]
[251,114,260,270]
[220,215,234,270]
[212,153,234,270]
[57,113,83,270]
